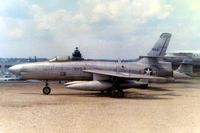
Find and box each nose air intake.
[8,65,22,75]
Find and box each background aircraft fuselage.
[165,51,200,72]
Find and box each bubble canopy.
[49,55,84,62]
[49,56,70,62]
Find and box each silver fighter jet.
[9,33,175,97]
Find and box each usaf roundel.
[144,67,153,75]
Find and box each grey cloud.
[0,0,32,19]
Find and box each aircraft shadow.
[21,93,42,95]
[173,80,193,84]
[50,92,172,100]
[138,86,172,91]
[21,87,177,100]
[122,92,173,100]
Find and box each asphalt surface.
[0,78,200,133]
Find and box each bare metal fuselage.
[15,60,172,80]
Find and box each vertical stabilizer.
[148,33,172,57]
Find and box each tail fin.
[137,33,172,65]
[148,33,172,57]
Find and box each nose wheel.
[43,86,51,95]
[42,80,51,95]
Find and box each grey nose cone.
[8,65,22,75]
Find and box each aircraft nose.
[8,65,22,75]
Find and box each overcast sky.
[0,0,200,59]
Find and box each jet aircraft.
[165,50,200,72]
[9,33,185,97]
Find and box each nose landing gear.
[43,81,51,95]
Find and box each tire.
[43,87,51,95]
[117,90,124,98]
[110,89,117,97]
[140,84,148,89]
[100,90,105,94]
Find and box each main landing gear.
[109,85,124,98]
[43,80,51,95]
[109,77,124,98]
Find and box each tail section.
[148,33,172,57]
[138,33,172,64]
[136,33,173,79]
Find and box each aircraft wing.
[83,69,165,80]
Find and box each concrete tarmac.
[0,78,200,133]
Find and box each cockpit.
[49,56,71,62]
[49,47,84,62]
[49,56,84,62]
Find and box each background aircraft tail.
[173,58,193,78]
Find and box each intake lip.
[8,65,23,75]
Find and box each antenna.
[117,57,121,72]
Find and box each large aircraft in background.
[165,50,200,72]
[9,33,189,97]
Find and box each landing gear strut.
[110,77,124,98]
[43,80,51,95]
[100,90,105,94]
